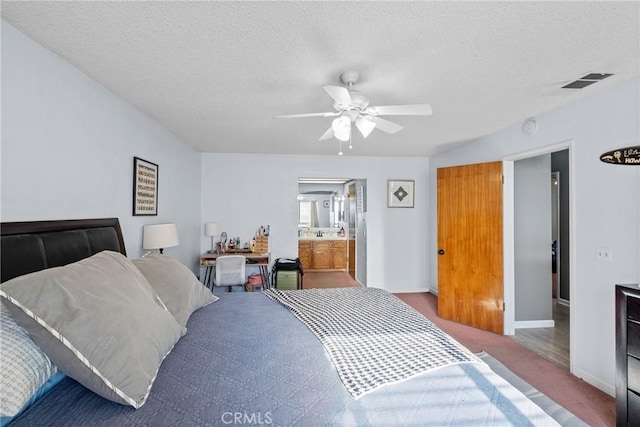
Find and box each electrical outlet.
[596,247,613,262]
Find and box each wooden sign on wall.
[600,145,640,165]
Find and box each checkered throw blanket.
[262,287,481,398]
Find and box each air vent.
[562,73,613,89]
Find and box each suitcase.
[274,270,300,290]
[272,258,303,290]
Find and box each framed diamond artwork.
[387,179,414,208]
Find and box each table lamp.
[204,222,220,253]
[143,223,179,255]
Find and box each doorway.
[512,149,570,370]
[297,178,367,287]
[436,145,572,368]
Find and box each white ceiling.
[2,1,639,157]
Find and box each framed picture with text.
[133,157,158,216]
[387,179,414,208]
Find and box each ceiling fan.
[276,71,432,153]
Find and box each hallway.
[512,299,569,369]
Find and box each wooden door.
[437,161,504,334]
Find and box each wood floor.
[512,299,570,369]
[302,271,360,289]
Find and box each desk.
[201,252,271,290]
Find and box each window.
[299,201,311,226]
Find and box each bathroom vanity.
[299,232,347,271]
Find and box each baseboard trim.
[572,366,615,397]
[392,288,431,294]
[514,320,555,329]
[557,298,570,307]
[429,287,438,296]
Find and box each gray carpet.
[477,352,587,426]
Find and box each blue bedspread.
[10,292,558,426]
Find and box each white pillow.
[132,255,218,327]
[0,251,186,409]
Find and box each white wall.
[201,153,429,292]
[429,76,640,395]
[1,22,202,271]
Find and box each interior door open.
[437,161,504,334]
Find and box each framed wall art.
[387,179,414,208]
[133,157,158,216]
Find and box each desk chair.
[214,255,246,292]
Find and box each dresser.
[616,284,640,426]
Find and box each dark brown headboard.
[1,218,126,283]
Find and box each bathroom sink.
[299,235,346,241]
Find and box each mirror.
[298,179,348,229]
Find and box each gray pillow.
[132,255,218,327]
[0,251,186,409]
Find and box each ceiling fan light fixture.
[355,116,376,138]
[332,116,351,141]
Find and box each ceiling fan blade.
[366,104,432,116]
[276,112,339,119]
[368,116,404,134]
[319,127,334,141]
[322,85,353,107]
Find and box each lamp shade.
[204,222,220,237]
[143,223,179,250]
[355,116,376,138]
[331,116,351,142]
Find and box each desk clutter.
[212,225,270,254]
[201,225,273,291]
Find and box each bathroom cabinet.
[298,239,347,271]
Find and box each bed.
[0,218,559,426]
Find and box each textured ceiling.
[2,1,639,157]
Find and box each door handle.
[438,249,445,255]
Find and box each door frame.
[551,171,561,301]
[502,139,575,373]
